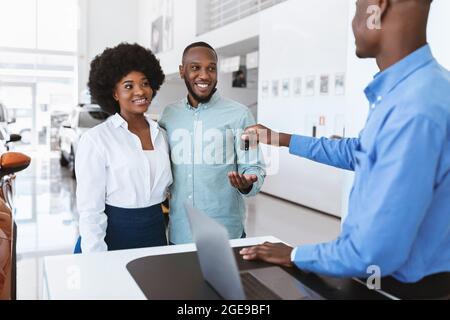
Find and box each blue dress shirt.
[159,92,266,244]
[290,45,450,283]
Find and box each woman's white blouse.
[75,113,173,253]
[143,150,159,190]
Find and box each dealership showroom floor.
[13,148,340,299]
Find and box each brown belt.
[379,272,450,300]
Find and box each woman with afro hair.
[74,43,173,253]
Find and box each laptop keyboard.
[240,272,282,300]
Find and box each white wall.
[258,0,350,217]
[78,0,139,101]
[150,77,186,119]
[428,0,450,69]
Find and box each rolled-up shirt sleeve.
[289,135,360,171]
[75,133,108,253]
[292,115,442,279]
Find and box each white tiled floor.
[13,150,341,300]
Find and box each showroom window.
[0,0,78,150]
[197,0,287,35]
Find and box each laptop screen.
[185,202,246,300]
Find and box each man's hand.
[227,172,257,194]
[242,124,292,148]
[239,242,294,268]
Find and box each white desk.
[43,236,279,300]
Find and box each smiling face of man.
[180,46,218,107]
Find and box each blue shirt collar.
[364,44,434,106]
[184,90,221,110]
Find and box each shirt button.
[188,195,192,199]
[188,174,192,178]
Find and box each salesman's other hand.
[239,242,294,268]
[227,172,258,194]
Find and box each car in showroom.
[0,151,31,300]
[59,104,109,178]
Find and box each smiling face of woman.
[113,71,154,117]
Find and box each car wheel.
[60,152,69,167]
[19,129,31,144]
[70,147,76,179]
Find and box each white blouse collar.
[110,113,160,139]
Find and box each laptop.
[185,203,323,300]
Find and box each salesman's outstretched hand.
[242,124,292,148]
[227,172,258,194]
[242,124,276,146]
[239,242,294,268]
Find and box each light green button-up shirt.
[159,91,266,244]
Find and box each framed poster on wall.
[150,0,174,54]
[262,81,269,98]
[272,80,279,97]
[293,77,302,96]
[335,73,346,95]
[151,17,163,54]
[320,75,329,95]
[282,79,290,97]
[305,76,315,96]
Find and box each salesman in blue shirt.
[239,0,450,297]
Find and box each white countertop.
[43,236,280,300]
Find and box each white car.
[0,102,11,143]
[0,102,22,151]
[59,104,109,178]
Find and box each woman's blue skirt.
[74,203,167,253]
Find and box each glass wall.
[0,0,78,150]
[198,0,287,35]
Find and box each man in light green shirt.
[159,42,266,244]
